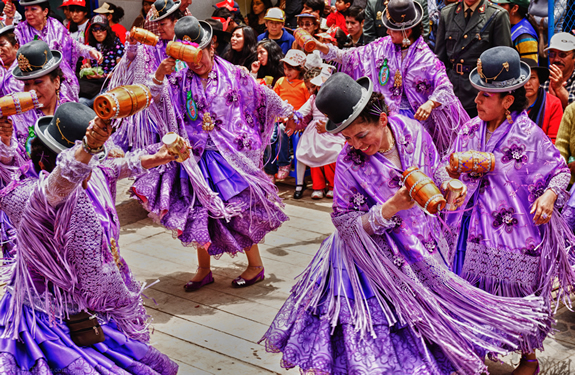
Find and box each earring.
[505,109,512,124]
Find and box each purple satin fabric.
[0,60,23,96]
[198,150,248,202]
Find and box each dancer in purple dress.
[313,0,468,155]
[6,0,103,101]
[131,16,294,291]
[260,73,548,375]
[0,23,23,96]
[0,102,178,373]
[436,47,575,375]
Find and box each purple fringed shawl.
[321,37,469,155]
[0,60,23,96]
[14,18,89,101]
[0,148,151,342]
[437,111,575,352]
[290,115,548,375]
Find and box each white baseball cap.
[545,32,575,52]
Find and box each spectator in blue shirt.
[257,7,295,55]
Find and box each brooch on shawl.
[202,112,215,132]
[379,58,390,86]
[391,69,403,98]
[185,91,198,121]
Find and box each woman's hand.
[381,186,415,219]
[3,1,15,25]
[85,117,112,149]
[445,164,461,180]
[0,117,13,147]
[414,100,436,121]
[155,57,177,82]
[89,50,104,64]
[284,118,298,136]
[531,189,557,225]
[251,60,260,74]
[316,120,327,134]
[140,144,179,169]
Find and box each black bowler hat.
[150,0,181,22]
[382,0,423,31]
[19,0,48,6]
[12,40,62,80]
[204,18,230,44]
[174,16,213,49]
[469,46,530,92]
[316,73,373,134]
[35,102,96,154]
[521,57,549,83]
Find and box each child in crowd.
[257,7,295,54]
[264,49,310,181]
[290,64,345,199]
[251,38,285,87]
[344,6,364,47]
[326,0,352,34]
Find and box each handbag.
[65,311,106,346]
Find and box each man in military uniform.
[363,0,429,43]
[435,0,512,117]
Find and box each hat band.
[386,9,416,28]
[483,74,527,88]
[19,56,58,76]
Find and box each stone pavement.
[114,178,575,375]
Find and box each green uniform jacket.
[435,0,512,115]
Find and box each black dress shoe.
[294,184,305,199]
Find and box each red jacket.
[528,93,563,144]
[326,11,348,34]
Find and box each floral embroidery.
[343,146,368,168]
[460,122,480,146]
[501,142,528,169]
[393,255,405,267]
[244,111,255,128]
[193,96,207,113]
[390,85,402,99]
[415,79,432,95]
[462,172,482,184]
[390,215,403,230]
[417,234,436,253]
[344,187,368,210]
[225,89,240,106]
[492,204,518,233]
[208,112,223,131]
[522,237,540,256]
[233,133,252,151]
[479,178,490,194]
[527,175,546,203]
[388,172,402,189]
[468,233,484,244]
[398,133,414,154]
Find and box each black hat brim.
[19,0,49,6]
[34,115,68,154]
[152,0,181,22]
[326,77,374,134]
[381,1,424,31]
[469,61,531,92]
[12,50,62,80]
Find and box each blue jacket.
[257,29,295,55]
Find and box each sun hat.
[469,46,530,92]
[264,8,285,22]
[35,102,97,154]
[94,2,114,13]
[280,49,306,67]
[12,40,62,80]
[316,73,374,133]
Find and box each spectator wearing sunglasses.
[79,15,124,107]
[544,32,575,110]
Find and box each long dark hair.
[68,4,90,34]
[256,39,284,84]
[500,87,529,114]
[106,3,124,23]
[30,137,57,174]
[246,0,272,29]
[87,22,116,48]
[224,26,257,67]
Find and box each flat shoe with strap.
[184,271,214,292]
[231,268,265,288]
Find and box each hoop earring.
[505,109,512,124]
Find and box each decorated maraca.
[402,166,446,215]
[166,41,203,64]
[449,151,495,174]
[0,90,42,118]
[93,84,152,120]
[294,29,317,53]
[130,27,159,46]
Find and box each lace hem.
[57,143,98,184]
[320,44,342,63]
[0,138,18,160]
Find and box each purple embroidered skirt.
[260,235,456,374]
[0,292,178,374]
[132,149,288,258]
